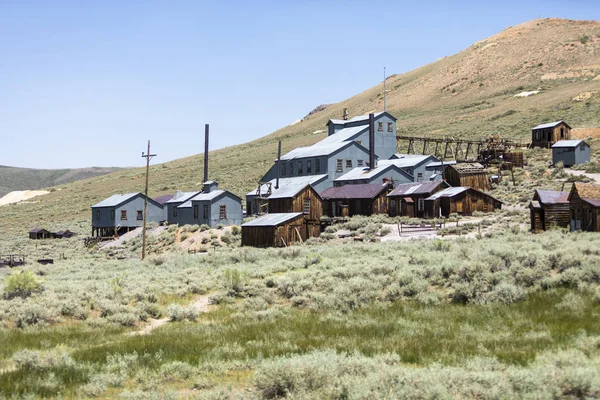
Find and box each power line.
[141,140,157,260]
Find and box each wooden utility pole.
[141,140,157,260]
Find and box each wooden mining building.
[443,163,490,191]
[529,190,570,232]
[568,183,600,232]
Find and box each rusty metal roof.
[387,181,447,197]
[535,190,569,204]
[153,194,175,205]
[320,183,389,200]
[449,163,487,173]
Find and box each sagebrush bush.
[3,270,43,299]
[166,304,199,321]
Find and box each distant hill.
[1,18,600,234]
[0,165,122,197]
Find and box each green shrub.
[200,224,210,232]
[231,226,241,235]
[216,223,224,230]
[166,304,199,321]
[223,269,248,294]
[3,270,43,299]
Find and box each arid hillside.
[2,18,600,234]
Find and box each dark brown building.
[529,190,570,232]
[424,187,502,218]
[387,181,449,218]
[267,184,323,238]
[241,213,308,247]
[320,183,391,217]
[29,228,51,240]
[568,183,600,232]
[531,121,571,148]
[443,163,490,191]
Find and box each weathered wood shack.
[531,121,571,148]
[568,183,600,232]
[529,190,570,232]
[54,230,74,239]
[443,163,490,191]
[241,213,307,247]
[320,183,391,217]
[551,140,590,167]
[29,228,50,240]
[387,181,449,218]
[424,187,502,218]
[267,183,322,238]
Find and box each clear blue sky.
[1,0,598,169]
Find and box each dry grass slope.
[2,18,600,236]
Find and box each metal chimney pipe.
[204,124,209,183]
[275,140,281,189]
[369,113,375,170]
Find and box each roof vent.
[343,108,349,121]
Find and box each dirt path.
[566,168,600,183]
[129,294,212,336]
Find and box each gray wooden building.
[551,140,590,167]
[91,193,164,237]
[165,191,202,225]
[175,181,242,227]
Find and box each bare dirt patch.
[0,190,50,206]
[572,127,600,139]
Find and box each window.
[417,172,423,182]
[203,204,209,219]
[580,145,585,151]
[281,162,286,177]
[173,207,177,217]
[307,160,312,174]
[418,198,425,211]
[377,122,383,131]
[346,160,353,168]
[315,159,321,173]
[303,199,311,214]
[357,160,364,167]
[297,161,303,175]
[387,122,393,132]
[336,159,343,172]
[137,210,143,220]
[219,204,227,220]
[193,205,198,219]
[289,162,294,176]
[96,210,101,220]
[120,210,127,220]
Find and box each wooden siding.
[241,216,308,247]
[323,190,389,217]
[443,167,490,191]
[268,185,323,222]
[532,122,571,148]
[530,207,543,233]
[569,190,600,232]
[425,189,501,218]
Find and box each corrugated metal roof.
[315,125,368,146]
[246,175,327,197]
[450,163,487,173]
[166,191,201,204]
[388,181,445,197]
[320,183,388,200]
[378,156,431,168]
[530,200,541,209]
[153,194,175,205]
[242,212,303,227]
[551,140,585,148]
[190,190,226,202]
[92,193,139,208]
[426,160,457,168]
[328,111,386,125]
[334,164,408,182]
[425,187,469,200]
[279,141,353,161]
[536,190,569,204]
[532,120,565,130]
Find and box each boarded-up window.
[193,205,198,219]
[173,207,177,217]
[111,210,115,220]
[219,205,227,220]
[417,173,423,182]
[281,162,286,177]
[137,210,143,220]
[121,210,127,220]
[336,159,343,172]
[315,159,321,173]
[96,210,101,220]
[456,201,463,213]
[289,162,294,176]
[204,204,209,219]
[303,199,310,214]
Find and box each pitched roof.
[92,193,139,208]
[449,163,487,173]
[425,186,470,200]
[279,141,359,161]
[426,160,457,168]
[327,111,388,125]
[532,121,569,130]
[551,140,586,148]
[153,194,175,205]
[246,175,328,197]
[165,191,201,204]
[29,228,49,233]
[320,183,389,200]
[242,212,303,227]
[535,190,569,204]
[334,164,412,182]
[378,156,433,168]
[387,181,447,197]
[571,183,600,207]
[315,125,368,146]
